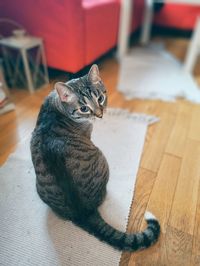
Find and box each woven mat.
[118,44,200,103]
[0,108,158,266]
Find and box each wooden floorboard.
[120,168,157,266]
[166,102,193,157]
[1,37,200,265]
[169,139,200,235]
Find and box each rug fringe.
[106,108,159,125]
[121,90,200,104]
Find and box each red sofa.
[154,4,200,30]
[2,1,199,73]
[1,0,145,73]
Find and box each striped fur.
[31,65,160,251]
[78,211,160,251]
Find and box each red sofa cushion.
[83,0,120,65]
[154,4,200,30]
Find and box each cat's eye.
[80,106,90,113]
[98,95,105,104]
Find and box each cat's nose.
[95,110,103,118]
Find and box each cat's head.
[55,64,107,122]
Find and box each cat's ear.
[88,64,101,84]
[55,82,75,103]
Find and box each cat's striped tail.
[78,210,160,252]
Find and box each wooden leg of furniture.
[117,0,133,59]
[140,0,154,45]
[184,18,200,73]
[20,48,34,93]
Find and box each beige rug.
[0,108,158,266]
[118,44,200,103]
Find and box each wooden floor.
[1,37,200,265]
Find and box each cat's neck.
[60,115,93,138]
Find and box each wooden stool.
[0,36,49,93]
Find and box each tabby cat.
[30,64,160,251]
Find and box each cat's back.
[30,95,61,170]
[30,96,95,170]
